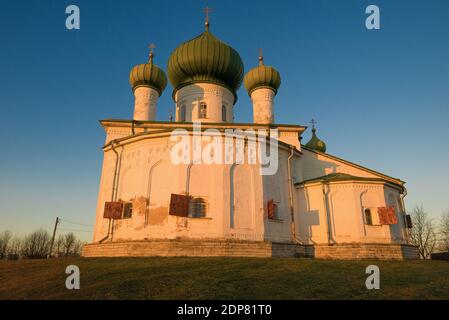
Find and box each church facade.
[83,19,418,260]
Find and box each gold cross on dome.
[310,119,317,129]
[148,43,155,62]
[203,6,213,30]
[203,6,213,22]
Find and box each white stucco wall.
[174,83,235,123]
[301,148,381,180]
[133,86,159,121]
[93,130,290,243]
[295,149,408,245]
[250,87,275,124]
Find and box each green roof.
[296,173,403,189]
[167,31,244,100]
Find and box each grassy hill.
[0,257,448,300]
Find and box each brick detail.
[304,243,419,260]
[82,239,306,258]
[82,240,419,260]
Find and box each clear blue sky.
[0,0,448,241]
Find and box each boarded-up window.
[404,214,413,228]
[169,194,190,217]
[377,206,398,225]
[267,199,277,220]
[103,202,124,219]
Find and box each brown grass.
[0,257,448,300]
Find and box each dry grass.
[0,257,448,300]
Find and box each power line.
[59,218,93,227]
[59,228,93,233]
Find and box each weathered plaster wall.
[93,132,294,244]
[174,83,235,123]
[301,148,382,180]
[296,182,408,245]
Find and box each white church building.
[83,18,418,260]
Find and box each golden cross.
[259,48,264,65]
[203,6,213,22]
[310,119,317,129]
[203,6,213,30]
[148,43,155,62]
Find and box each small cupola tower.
[244,49,281,124]
[129,44,167,121]
[305,119,327,153]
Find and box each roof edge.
[301,145,405,186]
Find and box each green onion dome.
[244,53,281,96]
[130,51,167,96]
[305,128,327,153]
[167,30,244,99]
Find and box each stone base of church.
[82,239,306,258]
[304,243,419,260]
[82,240,419,260]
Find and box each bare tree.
[21,229,51,259]
[54,234,65,257]
[72,240,85,257]
[440,209,449,251]
[8,237,22,258]
[0,230,12,259]
[410,205,437,259]
[63,233,76,257]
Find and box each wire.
[58,228,93,233]
[59,218,93,227]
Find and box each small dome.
[305,128,327,153]
[167,31,244,98]
[244,54,281,95]
[130,52,167,96]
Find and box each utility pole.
[48,217,60,259]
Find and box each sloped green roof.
[299,173,383,184]
[167,31,244,99]
[296,173,403,189]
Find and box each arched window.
[222,105,227,121]
[199,102,207,119]
[364,208,373,225]
[179,105,186,122]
